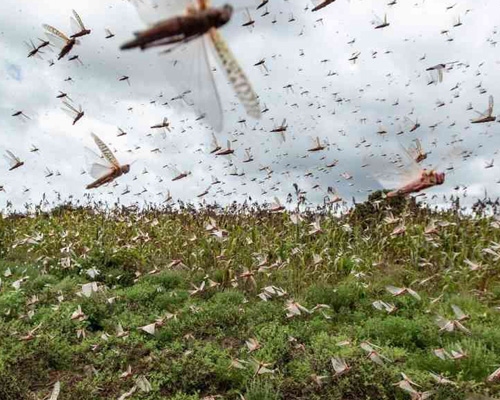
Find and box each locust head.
[435,171,445,185]
[221,4,234,21]
[424,170,445,186]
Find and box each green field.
[1,196,500,400]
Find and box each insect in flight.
[62,101,85,125]
[12,111,31,121]
[85,133,131,189]
[404,139,427,163]
[372,13,390,29]
[4,151,24,171]
[120,0,261,132]
[166,164,191,181]
[151,117,172,137]
[426,61,458,84]
[70,10,91,38]
[209,132,221,153]
[308,137,327,152]
[25,39,44,59]
[471,95,496,124]
[105,28,115,39]
[366,148,445,198]
[42,24,77,60]
[311,0,336,12]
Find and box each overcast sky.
[1,0,499,211]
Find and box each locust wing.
[488,95,494,116]
[85,146,114,180]
[364,148,422,190]
[62,101,80,117]
[451,304,467,320]
[163,36,224,132]
[209,30,261,121]
[91,133,120,168]
[70,10,86,33]
[43,24,70,48]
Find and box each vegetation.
[0,196,500,399]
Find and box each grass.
[0,195,499,399]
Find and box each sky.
[1,0,499,211]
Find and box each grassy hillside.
[1,198,500,399]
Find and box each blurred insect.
[270,118,288,133]
[308,137,326,152]
[405,139,427,163]
[151,117,171,137]
[117,127,127,137]
[393,373,421,391]
[37,38,52,51]
[197,186,210,198]
[121,0,260,132]
[360,342,392,366]
[119,75,131,85]
[249,357,275,376]
[372,14,390,29]
[429,372,456,386]
[449,345,467,360]
[485,159,494,169]
[488,367,500,382]
[372,300,397,314]
[43,24,76,60]
[404,116,421,133]
[331,357,350,376]
[241,8,255,28]
[435,304,470,334]
[12,111,31,121]
[426,61,458,83]
[85,133,131,189]
[70,10,91,38]
[312,0,336,12]
[45,167,54,178]
[245,337,260,352]
[254,58,268,73]
[286,299,310,317]
[348,51,361,63]
[166,164,191,181]
[62,101,85,125]
[386,285,421,300]
[215,140,234,156]
[4,151,24,171]
[209,132,221,154]
[242,148,254,163]
[25,39,44,59]
[270,197,285,212]
[433,345,466,360]
[397,381,433,400]
[19,323,43,341]
[471,95,496,123]
[325,186,342,204]
[69,54,84,66]
[105,28,115,39]
[366,149,445,198]
[56,91,72,101]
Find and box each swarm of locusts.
[3,0,500,398]
[1,195,500,399]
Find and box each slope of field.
[0,198,499,400]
